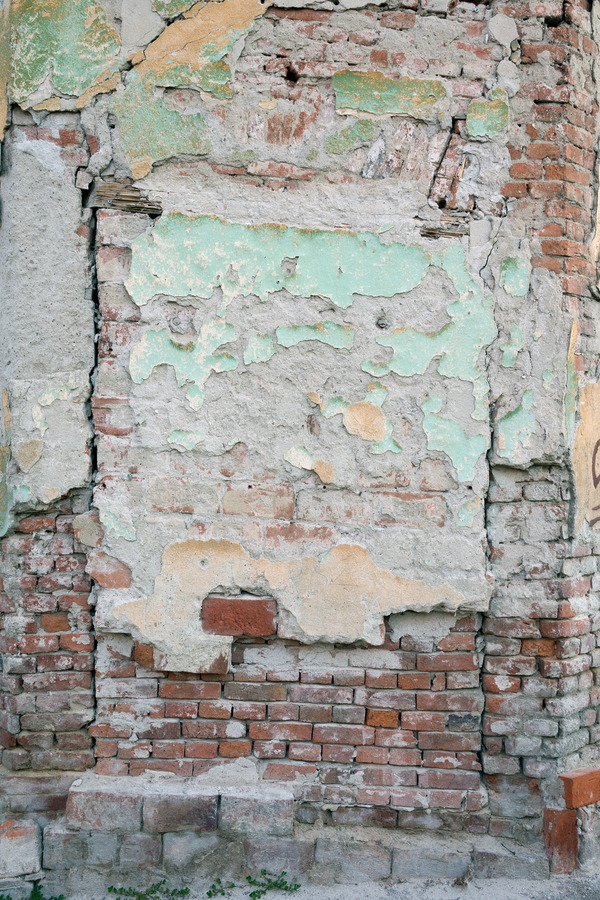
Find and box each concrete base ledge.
[0,773,553,897]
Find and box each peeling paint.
[466,88,509,139]
[126,214,431,311]
[496,389,536,460]
[311,383,401,455]
[167,429,204,450]
[129,323,238,411]
[456,497,481,527]
[32,385,77,435]
[284,446,335,484]
[572,379,600,530]
[500,256,530,297]
[500,325,524,368]
[111,0,268,178]
[362,245,496,426]
[276,322,355,351]
[10,0,121,106]
[333,70,446,121]
[325,120,376,155]
[421,396,487,483]
[100,510,137,542]
[107,538,468,671]
[243,333,277,366]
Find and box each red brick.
[417,653,478,672]
[263,762,318,780]
[544,808,578,874]
[249,722,312,741]
[164,701,198,718]
[402,712,447,731]
[540,617,590,638]
[419,770,479,790]
[219,740,252,757]
[158,682,220,700]
[288,743,321,761]
[202,596,277,637]
[222,484,295,518]
[184,741,219,758]
[85,551,131,588]
[313,724,374,745]
[560,767,600,808]
[39,613,70,633]
[16,515,56,533]
[366,709,399,728]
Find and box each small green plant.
[245,871,300,900]
[0,886,65,900]
[108,882,189,900]
[206,878,236,898]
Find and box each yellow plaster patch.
[343,401,387,442]
[76,71,121,109]
[133,0,269,82]
[112,538,466,671]
[13,440,43,473]
[573,381,600,531]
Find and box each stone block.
[163,832,221,869]
[219,787,294,837]
[144,790,218,833]
[314,839,392,883]
[119,833,162,868]
[43,823,86,871]
[86,832,119,867]
[391,841,473,879]
[66,775,142,832]
[244,838,314,876]
[0,878,32,899]
[473,838,549,879]
[0,820,41,878]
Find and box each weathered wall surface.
[2,0,600,885]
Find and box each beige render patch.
[131,0,270,82]
[13,439,43,473]
[573,381,600,531]
[104,538,466,672]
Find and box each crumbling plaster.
[0,0,589,672]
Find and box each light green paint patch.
[126,214,430,311]
[421,396,487,483]
[456,497,481,527]
[10,0,120,104]
[100,510,137,542]
[542,368,556,387]
[500,256,530,297]
[285,445,315,470]
[276,322,355,351]
[152,0,196,17]
[363,245,496,421]
[326,120,376,154]
[168,429,205,450]
[466,88,509,139]
[32,385,73,435]
[500,325,524,368]
[333,70,446,120]
[111,75,211,180]
[129,322,237,410]
[231,149,257,163]
[497,389,536,460]
[244,333,277,365]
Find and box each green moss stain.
[111,75,211,180]
[276,322,355,350]
[326,120,376,154]
[10,0,120,104]
[497,389,536,459]
[243,333,277,365]
[168,429,205,450]
[127,214,430,311]
[466,88,509,139]
[500,256,530,297]
[129,323,237,410]
[363,245,496,421]
[500,325,524,368]
[421,396,487,483]
[333,70,446,120]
